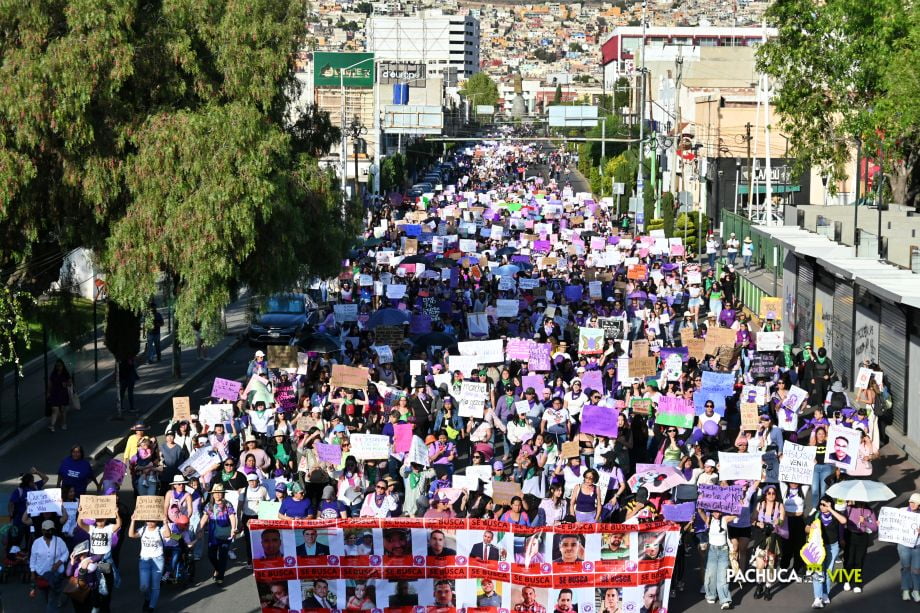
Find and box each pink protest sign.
[505,338,533,361]
[211,377,242,402]
[656,396,695,429]
[393,423,414,453]
[315,442,343,465]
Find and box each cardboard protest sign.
[628,356,657,379]
[458,381,488,418]
[560,440,581,459]
[778,442,816,484]
[349,434,390,460]
[717,452,763,481]
[580,405,619,437]
[655,396,694,429]
[133,496,166,521]
[697,484,743,515]
[492,481,523,506]
[631,340,650,357]
[826,424,860,471]
[267,345,299,370]
[759,297,782,320]
[374,326,404,349]
[685,338,705,361]
[404,238,418,255]
[200,403,233,427]
[27,488,62,516]
[879,507,920,548]
[210,377,241,402]
[704,328,736,356]
[172,397,191,421]
[315,442,343,465]
[630,398,653,415]
[756,331,784,352]
[330,365,369,389]
[680,328,696,346]
[78,495,118,519]
[740,402,760,430]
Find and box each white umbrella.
[825,480,895,502]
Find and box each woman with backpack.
[198,483,238,585]
[128,517,170,612]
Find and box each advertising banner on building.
[248,518,679,613]
[314,52,375,88]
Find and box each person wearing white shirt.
[726,234,740,265]
[30,519,69,605]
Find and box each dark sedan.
[247,293,319,346]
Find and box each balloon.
[687,427,704,446]
[702,421,720,437]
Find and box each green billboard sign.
[314,52,375,88]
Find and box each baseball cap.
[705,459,717,468]
[255,350,265,357]
[493,461,504,471]
[41,520,55,531]
[911,493,920,505]
[246,472,259,481]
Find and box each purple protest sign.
[564,285,583,302]
[210,377,242,401]
[697,484,743,515]
[662,501,696,522]
[522,374,546,396]
[655,396,695,429]
[533,240,552,254]
[449,268,459,289]
[580,404,619,438]
[511,255,531,265]
[505,338,533,361]
[315,442,343,465]
[403,224,422,237]
[409,313,432,334]
[580,370,603,393]
[528,343,551,371]
[660,347,689,363]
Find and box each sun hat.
[211,483,225,493]
[910,493,920,505]
[170,475,187,485]
[704,459,717,468]
[255,350,265,357]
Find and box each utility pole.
[744,121,754,217]
[635,0,647,226]
[853,138,862,248]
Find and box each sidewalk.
[0,298,249,497]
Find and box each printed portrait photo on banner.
[468,529,502,561]
[596,587,622,613]
[344,580,376,610]
[302,578,337,610]
[295,527,331,557]
[252,528,295,569]
[257,580,294,611]
[552,533,585,563]
[383,527,412,556]
[512,586,549,613]
[514,532,546,567]
[387,580,420,607]
[343,529,375,556]
[601,532,630,560]
[427,528,457,557]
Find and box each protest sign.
[466,312,490,337]
[333,303,358,323]
[740,402,760,430]
[580,404,619,437]
[778,442,816,484]
[598,318,625,340]
[560,440,581,459]
[330,365,369,390]
[879,507,920,548]
[408,435,430,466]
[267,345,299,370]
[697,484,743,515]
[518,278,540,290]
[756,331,784,352]
[349,434,390,460]
[458,339,504,363]
[372,345,394,363]
[578,327,605,355]
[496,299,519,318]
[78,495,118,519]
[762,450,780,483]
[210,377,241,402]
[180,445,222,477]
[826,424,860,471]
[448,355,480,377]
[781,385,808,413]
[696,371,735,415]
[385,284,407,299]
[315,442,343,465]
[854,368,884,390]
[656,396,694,429]
[629,356,657,379]
[630,398,652,415]
[627,264,647,280]
[492,481,524,506]
[717,452,763,481]
[685,339,705,361]
[741,385,767,405]
[172,396,191,421]
[581,370,603,394]
[521,374,546,396]
[750,352,778,379]
[680,328,696,346]
[631,340,650,357]
[714,345,740,371]
[662,353,683,381]
[404,238,418,255]
[374,326,404,349]
[759,297,782,320]
[133,496,166,521]
[296,352,309,375]
[393,423,414,453]
[200,403,233,427]
[505,338,532,361]
[257,501,281,520]
[704,328,736,356]
[458,381,488,418]
[27,488,62,516]
[663,502,696,522]
[528,343,551,371]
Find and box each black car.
[247,293,319,346]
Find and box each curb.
[89,334,246,462]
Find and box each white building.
[366,9,480,86]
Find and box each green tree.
[290,104,342,157]
[0,0,358,366]
[459,73,500,108]
[758,0,917,207]
[554,84,563,105]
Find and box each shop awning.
[738,185,801,194]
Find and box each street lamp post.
[346,116,368,204]
[339,56,375,199]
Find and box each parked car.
[247,293,319,346]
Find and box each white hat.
[705,459,717,468]
[246,472,260,481]
[255,350,265,357]
[311,406,322,413]
[910,493,920,505]
[170,475,187,485]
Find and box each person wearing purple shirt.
[719,305,736,328]
[57,445,98,495]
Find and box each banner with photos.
[248,518,679,613]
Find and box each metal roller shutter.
[782,253,797,346]
[796,260,814,347]
[833,281,854,388]
[879,301,908,434]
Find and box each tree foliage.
[459,73,500,109]
[758,0,918,206]
[0,0,359,355]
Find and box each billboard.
[248,518,679,613]
[548,106,599,128]
[383,105,444,135]
[314,52,374,88]
[378,62,426,85]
